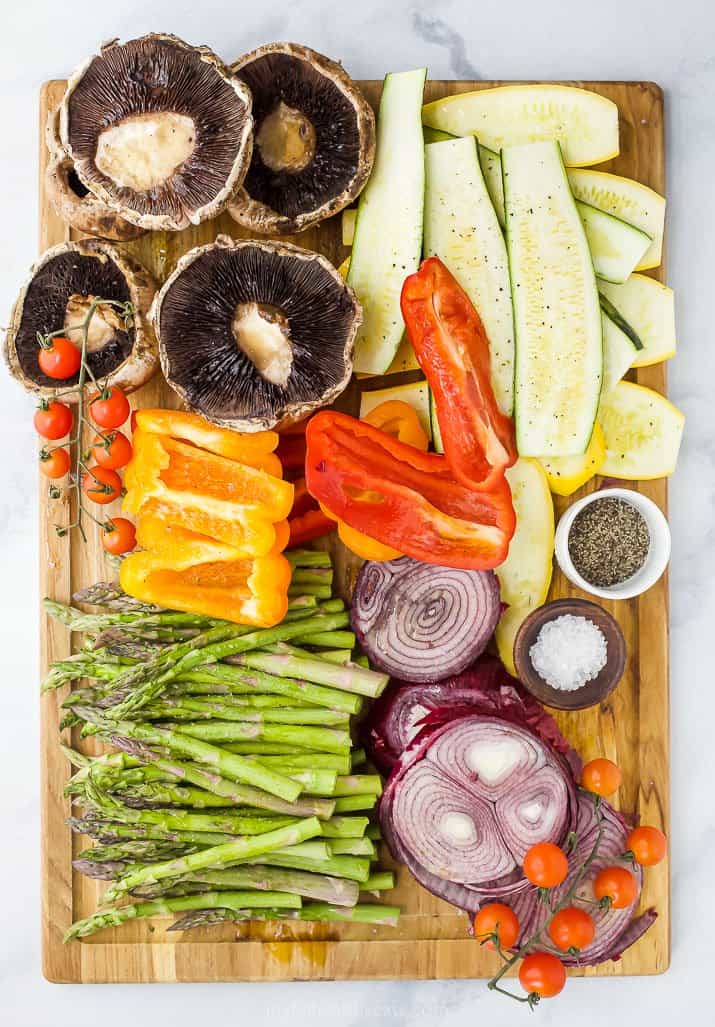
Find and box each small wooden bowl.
[513,598,626,711]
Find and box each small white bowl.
[554,487,671,601]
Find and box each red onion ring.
[351,557,501,683]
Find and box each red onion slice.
[351,557,500,683]
[380,715,578,911]
[362,655,582,776]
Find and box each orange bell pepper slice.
[134,409,279,467]
[120,548,290,627]
[362,400,429,451]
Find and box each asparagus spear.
[361,872,396,893]
[102,816,322,903]
[320,817,369,839]
[231,651,388,699]
[334,794,378,813]
[130,867,359,906]
[250,753,351,773]
[173,721,352,754]
[254,852,371,883]
[285,550,333,568]
[327,838,377,858]
[137,699,350,727]
[168,903,400,931]
[174,664,362,715]
[65,891,303,941]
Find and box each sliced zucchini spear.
[504,140,602,457]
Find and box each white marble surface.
[1,1,713,1022]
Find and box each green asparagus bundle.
[46,549,397,941]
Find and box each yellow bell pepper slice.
[134,409,278,465]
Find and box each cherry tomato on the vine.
[37,337,81,380]
[473,903,520,950]
[593,866,638,909]
[523,842,569,888]
[34,401,73,440]
[580,758,622,797]
[518,952,566,999]
[88,387,130,429]
[547,907,595,952]
[91,430,133,470]
[40,447,70,479]
[82,465,122,505]
[101,517,136,555]
[626,826,667,866]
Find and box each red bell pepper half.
[401,257,517,491]
[305,412,515,570]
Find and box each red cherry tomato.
[473,903,520,950]
[40,447,70,479]
[37,337,81,379]
[101,517,136,555]
[593,866,638,909]
[91,431,133,470]
[547,907,595,952]
[34,401,73,440]
[580,758,622,797]
[82,465,122,505]
[518,952,566,999]
[523,843,569,888]
[626,826,667,866]
[88,387,130,429]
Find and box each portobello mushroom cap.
[229,43,375,235]
[152,235,360,430]
[4,240,158,398]
[44,109,145,242]
[59,34,253,232]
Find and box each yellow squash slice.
[599,381,684,479]
[495,459,555,676]
[422,85,619,167]
[539,423,606,497]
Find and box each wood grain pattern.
[38,77,669,983]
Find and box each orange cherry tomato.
[547,907,595,952]
[593,865,638,909]
[580,758,622,797]
[34,401,73,440]
[523,843,569,888]
[82,465,122,505]
[40,447,70,479]
[626,826,667,866]
[473,903,519,950]
[518,952,566,999]
[101,517,136,555]
[37,336,81,379]
[91,431,133,470]
[88,387,130,429]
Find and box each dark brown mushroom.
[152,234,360,431]
[3,239,158,398]
[229,43,375,235]
[59,34,253,232]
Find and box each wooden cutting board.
[38,77,670,983]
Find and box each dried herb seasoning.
[568,497,650,587]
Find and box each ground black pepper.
[568,497,650,587]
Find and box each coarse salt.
[529,614,607,691]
